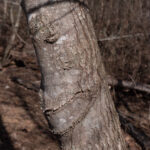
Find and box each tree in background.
[21,0,127,149]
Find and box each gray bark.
[21,0,127,149]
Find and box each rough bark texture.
[22,0,127,149]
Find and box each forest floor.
[0,40,150,150]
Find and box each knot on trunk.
[29,13,60,43]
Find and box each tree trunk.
[21,0,127,149]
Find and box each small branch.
[98,33,147,42]
[10,75,150,94]
[16,33,28,45]
[11,77,39,92]
[5,1,20,6]
[10,6,14,25]
[119,112,150,150]
[1,3,22,67]
[107,75,150,93]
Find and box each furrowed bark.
[21,0,127,149]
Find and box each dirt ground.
[0,43,60,150]
[0,40,149,150]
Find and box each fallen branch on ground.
[11,77,39,92]
[10,74,150,94]
[107,76,150,94]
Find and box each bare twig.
[16,33,28,45]
[1,3,22,67]
[107,75,150,93]
[98,33,146,42]
[10,6,14,25]
[5,1,20,6]
[10,75,150,94]
[3,0,8,20]
[11,77,39,92]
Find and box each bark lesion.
[29,13,60,44]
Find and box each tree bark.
[21,0,127,149]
